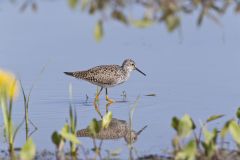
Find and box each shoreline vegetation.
[2,69,240,160]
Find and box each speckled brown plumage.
[68,65,128,87]
[64,59,145,88]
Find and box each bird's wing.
[83,65,122,85]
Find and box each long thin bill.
[137,125,148,135]
[136,67,146,76]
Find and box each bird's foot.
[106,96,115,104]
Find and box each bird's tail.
[64,72,74,76]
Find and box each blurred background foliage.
[13,0,240,41]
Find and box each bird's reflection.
[79,100,147,143]
[93,100,112,118]
[77,117,147,144]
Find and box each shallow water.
[1,1,240,158]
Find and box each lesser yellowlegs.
[64,59,146,103]
[77,118,147,143]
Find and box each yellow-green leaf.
[51,131,62,147]
[94,20,103,42]
[81,0,89,10]
[220,120,232,138]
[131,18,153,28]
[203,129,213,144]
[88,118,101,136]
[203,128,217,144]
[165,14,180,32]
[236,107,240,119]
[20,138,36,160]
[176,140,197,160]
[178,114,193,138]
[60,124,80,144]
[68,0,78,9]
[102,112,112,129]
[111,10,128,24]
[206,114,224,123]
[229,121,240,144]
[171,116,179,131]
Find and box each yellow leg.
[94,101,103,118]
[106,95,115,104]
[95,87,103,102]
[105,88,115,103]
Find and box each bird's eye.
[131,63,134,66]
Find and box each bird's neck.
[122,66,131,76]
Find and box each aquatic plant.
[19,138,36,160]
[128,96,141,160]
[51,83,80,159]
[20,65,46,140]
[20,81,38,141]
[168,109,240,160]
[171,114,219,160]
[5,68,240,159]
[69,105,78,157]
[0,69,37,160]
[51,123,81,159]
[87,111,113,158]
[7,0,239,42]
[67,0,240,41]
[0,69,20,154]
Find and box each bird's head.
[122,59,146,76]
[124,125,148,144]
[124,131,138,144]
